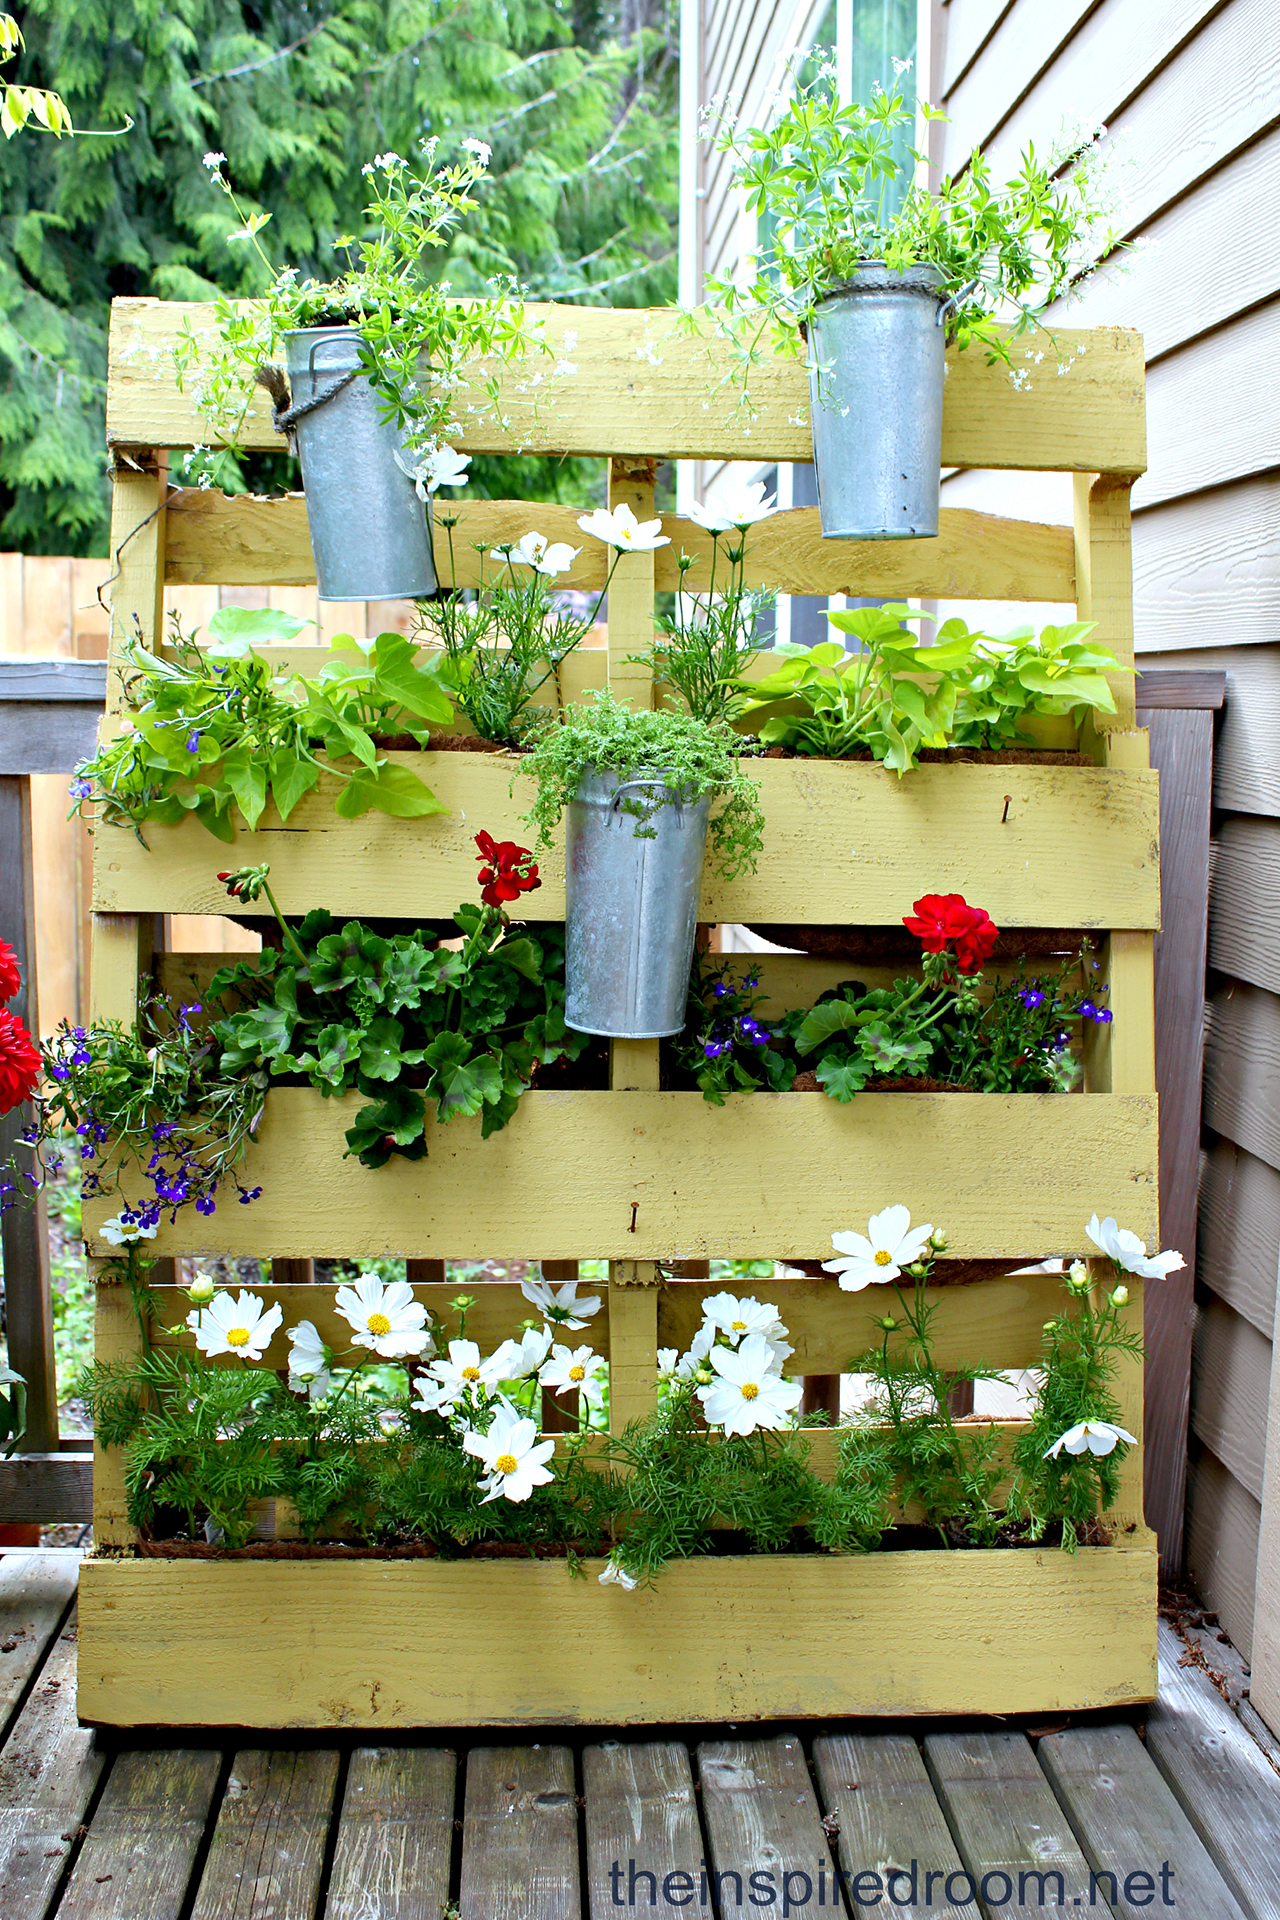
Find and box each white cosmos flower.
[335,1276,432,1358]
[656,1347,680,1377]
[98,1213,158,1246]
[700,1292,780,1345]
[697,1333,803,1436]
[188,1289,283,1362]
[539,1343,605,1401]
[428,1338,510,1397]
[599,1555,638,1591]
[1085,1214,1186,1281]
[1044,1418,1138,1459]
[464,1404,556,1503]
[493,531,581,577]
[520,1275,602,1328]
[673,1324,716,1381]
[421,445,471,491]
[490,1325,554,1379]
[822,1205,933,1290]
[576,503,670,552]
[286,1320,331,1400]
[686,480,777,532]
[412,1375,461,1416]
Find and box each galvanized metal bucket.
[283,327,437,601]
[806,264,951,541]
[564,768,712,1038]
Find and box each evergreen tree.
[0,0,678,552]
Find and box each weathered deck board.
[325,1747,456,1920]
[0,1609,105,1920]
[1039,1723,1247,1919]
[0,1555,77,1744]
[54,1749,222,1920]
[583,1741,703,1918]
[698,1735,838,1916]
[923,1730,1099,1910]
[187,1749,340,1920]
[811,1732,973,1917]
[458,1745,580,1920]
[1144,1623,1280,1919]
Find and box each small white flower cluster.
[658,1290,801,1438]
[183,1271,607,1510]
[491,530,581,578]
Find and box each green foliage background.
[0,0,679,553]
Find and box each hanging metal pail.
[283,328,437,601]
[806,264,950,540]
[564,769,712,1039]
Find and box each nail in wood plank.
[1143,1623,1280,1919]
[924,1730,1098,1910]
[812,1731,973,1916]
[1039,1722,1246,1919]
[0,1553,77,1743]
[188,1749,340,1920]
[458,1745,579,1920]
[0,1607,106,1920]
[325,1747,456,1920]
[55,1748,222,1920]
[584,1740,702,1917]
[698,1735,838,1916]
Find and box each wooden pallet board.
[91,754,1162,930]
[75,1546,1158,1728]
[106,300,1148,472]
[53,1749,222,1920]
[0,1608,105,1920]
[164,490,1078,601]
[458,1746,580,1920]
[325,1747,456,1920]
[82,1086,1160,1261]
[186,1749,340,1920]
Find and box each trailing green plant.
[519,690,764,879]
[10,993,266,1234]
[729,608,1125,771]
[71,605,454,843]
[175,145,546,474]
[949,622,1127,748]
[694,62,1121,407]
[209,845,591,1157]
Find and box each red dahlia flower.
[0,1010,41,1114]
[0,940,19,1004]
[903,893,999,975]
[474,831,542,909]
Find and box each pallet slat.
[91,756,1162,930]
[325,1748,456,1920]
[583,1742,702,1920]
[458,1746,579,1920]
[164,491,1077,601]
[107,301,1147,473]
[55,1750,222,1920]
[83,1087,1159,1261]
[76,1547,1158,1728]
[187,1749,340,1920]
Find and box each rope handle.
[253,363,358,441]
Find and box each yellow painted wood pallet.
[80,299,1158,1727]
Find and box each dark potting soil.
[134,1519,1111,1560]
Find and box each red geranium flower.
[0,940,19,1004]
[903,893,999,976]
[474,831,541,910]
[0,1009,41,1115]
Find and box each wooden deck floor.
[2,1554,1279,1919]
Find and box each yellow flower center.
[366,1312,392,1336]
[874,1249,893,1266]
[741,1382,759,1400]
[494,1453,519,1475]
[731,1319,747,1330]
[226,1327,251,1348]
[569,1365,585,1382]
[462,1366,481,1381]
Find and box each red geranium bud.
[0,940,20,1004]
[0,1009,41,1114]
